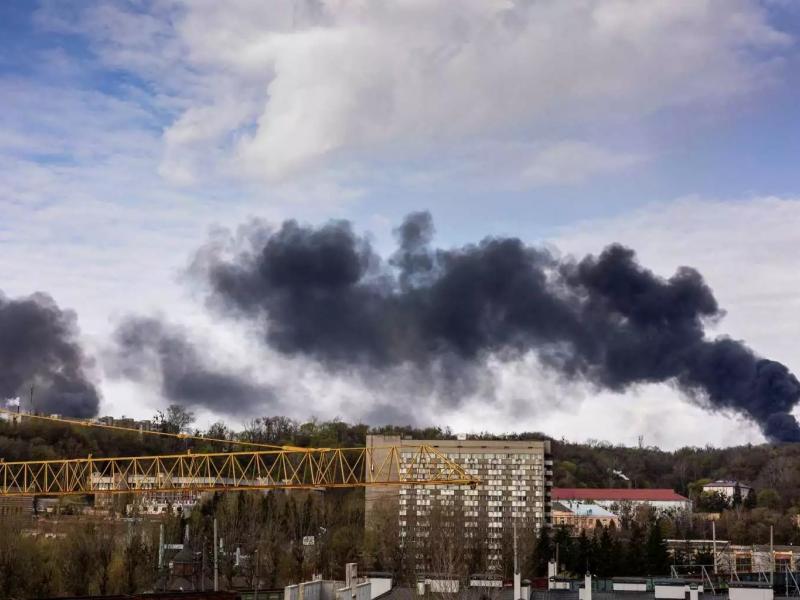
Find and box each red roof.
[553,488,689,502]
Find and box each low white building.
[553,488,691,514]
[702,480,752,500]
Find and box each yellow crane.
[0,409,478,497]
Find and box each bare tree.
[95,524,118,595]
[0,517,37,598]
[61,524,100,596]
[154,404,196,433]
[122,523,154,594]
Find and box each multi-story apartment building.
[365,435,552,571]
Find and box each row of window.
[397,454,540,463]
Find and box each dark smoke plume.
[111,316,275,414]
[0,291,99,416]
[195,212,800,442]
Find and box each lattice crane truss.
[0,409,478,497]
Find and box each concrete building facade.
[702,480,753,500]
[365,435,552,570]
[552,500,619,532]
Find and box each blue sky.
[2,0,800,448]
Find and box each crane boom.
[0,407,289,450]
[0,407,479,496]
[0,443,477,497]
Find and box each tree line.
[3,409,800,596]
[530,518,674,578]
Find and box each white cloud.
[4,3,799,447]
[0,72,359,421]
[37,0,791,185]
[521,141,643,185]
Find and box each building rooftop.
[379,586,522,600]
[553,488,689,502]
[557,501,617,518]
[703,480,750,487]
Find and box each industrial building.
[365,435,552,570]
[666,538,800,578]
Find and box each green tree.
[573,530,593,575]
[757,488,781,510]
[688,479,712,500]
[744,488,758,510]
[531,525,552,576]
[593,525,616,577]
[697,491,730,512]
[645,520,670,576]
[623,522,646,575]
[552,526,574,574]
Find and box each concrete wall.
[287,579,343,600]
[355,582,371,600]
[425,578,460,593]
[337,581,371,600]
[302,580,322,600]
[613,582,648,592]
[653,584,685,599]
[729,587,774,600]
[368,577,392,598]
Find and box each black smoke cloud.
[111,316,275,414]
[0,291,99,416]
[194,212,800,442]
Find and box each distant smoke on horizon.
[18,211,797,442]
[179,211,800,442]
[109,316,276,415]
[0,291,98,417]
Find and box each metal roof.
[553,488,689,502]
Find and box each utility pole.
[158,524,164,571]
[214,517,219,592]
[255,548,260,600]
[513,520,521,600]
[712,521,717,575]
[770,525,774,587]
[555,542,560,573]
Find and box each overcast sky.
[2,0,800,449]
